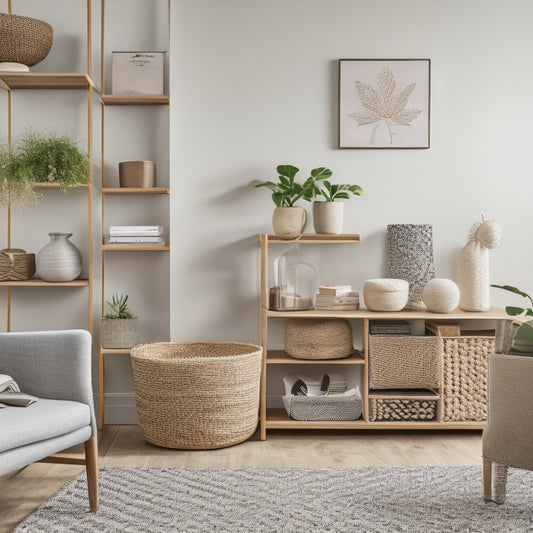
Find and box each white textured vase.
[312,201,343,234]
[36,232,82,282]
[272,207,306,239]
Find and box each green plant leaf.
[277,165,299,180]
[505,306,526,316]
[310,167,332,180]
[491,284,531,299]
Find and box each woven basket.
[0,13,53,67]
[130,341,262,449]
[284,318,353,359]
[119,161,155,188]
[369,335,442,389]
[441,335,494,421]
[282,391,362,421]
[0,248,35,281]
[369,390,438,422]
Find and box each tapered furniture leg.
[493,462,508,505]
[483,458,492,501]
[85,435,99,512]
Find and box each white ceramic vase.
[36,232,82,282]
[312,201,343,234]
[272,206,306,239]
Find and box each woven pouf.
[422,278,460,313]
[285,318,353,359]
[130,341,262,450]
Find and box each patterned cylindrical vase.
[36,232,82,282]
[385,224,434,307]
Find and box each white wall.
[170,0,533,351]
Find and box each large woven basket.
[130,341,262,449]
[441,335,494,421]
[369,335,442,389]
[285,318,353,359]
[0,248,35,281]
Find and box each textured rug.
[14,466,533,532]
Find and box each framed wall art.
[338,59,430,149]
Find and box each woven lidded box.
[284,318,353,360]
[363,278,409,312]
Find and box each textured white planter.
[101,318,138,348]
[312,201,344,234]
[35,232,82,282]
[272,206,306,239]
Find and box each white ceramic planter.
[312,201,343,234]
[272,206,306,239]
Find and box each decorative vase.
[100,318,139,348]
[312,201,343,234]
[36,232,82,282]
[272,206,306,239]
[457,214,501,312]
[385,224,435,308]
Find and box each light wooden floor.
[0,425,483,532]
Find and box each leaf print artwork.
[348,66,422,145]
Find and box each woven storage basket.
[0,248,35,281]
[119,160,155,188]
[441,335,494,421]
[130,341,262,449]
[369,335,442,389]
[369,390,438,422]
[284,318,353,359]
[100,318,138,349]
[282,390,362,421]
[0,13,53,67]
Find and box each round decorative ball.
[422,279,460,313]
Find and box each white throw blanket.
[0,374,37,407]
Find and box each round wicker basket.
[0,13,53,67]
[0,248,36,281]
[130,341,262,449]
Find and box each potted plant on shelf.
[0,131,90,206]
[302,170,363,234]
[252,165,332,239]
[100,292,139,349]
[491,284,533,354]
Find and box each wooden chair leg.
[84,435,99,512]
[483,458,492,501]
[493,462,508,505]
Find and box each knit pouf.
[422,278,460,313]
[457,215,501,312]
[385,224,434,307]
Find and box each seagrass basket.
[0,13,53,67]
[0,248,35,281]
[130,341,262,449]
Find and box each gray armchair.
[0,329,98,512]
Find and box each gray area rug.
[15,466,533,532]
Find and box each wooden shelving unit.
[259,233,507,440]
[0,1,94,334]
[97,0,171,428]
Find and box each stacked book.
[315,284,359,310]
[107,225,165,245]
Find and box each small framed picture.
[338,59,430,149]
[112,51,165,96]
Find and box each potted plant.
[0,131,90,206]
[252,165,332,239]
[491,284,533,354]
[302,170,363,234]
[100,293,139,349]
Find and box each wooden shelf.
[33,183,89,191]
[102,187,169,195]
[100,94,169,105]
[0,73,95,90]
[265,409,486,430]
[0,279,89,287]
[263,233,360,244]
[267,349,364,365]
[102,244,169,251]
[266,307,507,321]
[100,347,131,355]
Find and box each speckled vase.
[312,201,343,234]
[385,224,434,307]
[36,232,82,282]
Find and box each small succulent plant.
[104,293,134,319]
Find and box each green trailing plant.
[104,293,135,319]
[0,131,90,206]
[252,165,332,207]
[491,284,533,351]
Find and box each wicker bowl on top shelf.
[0,13,53,67]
